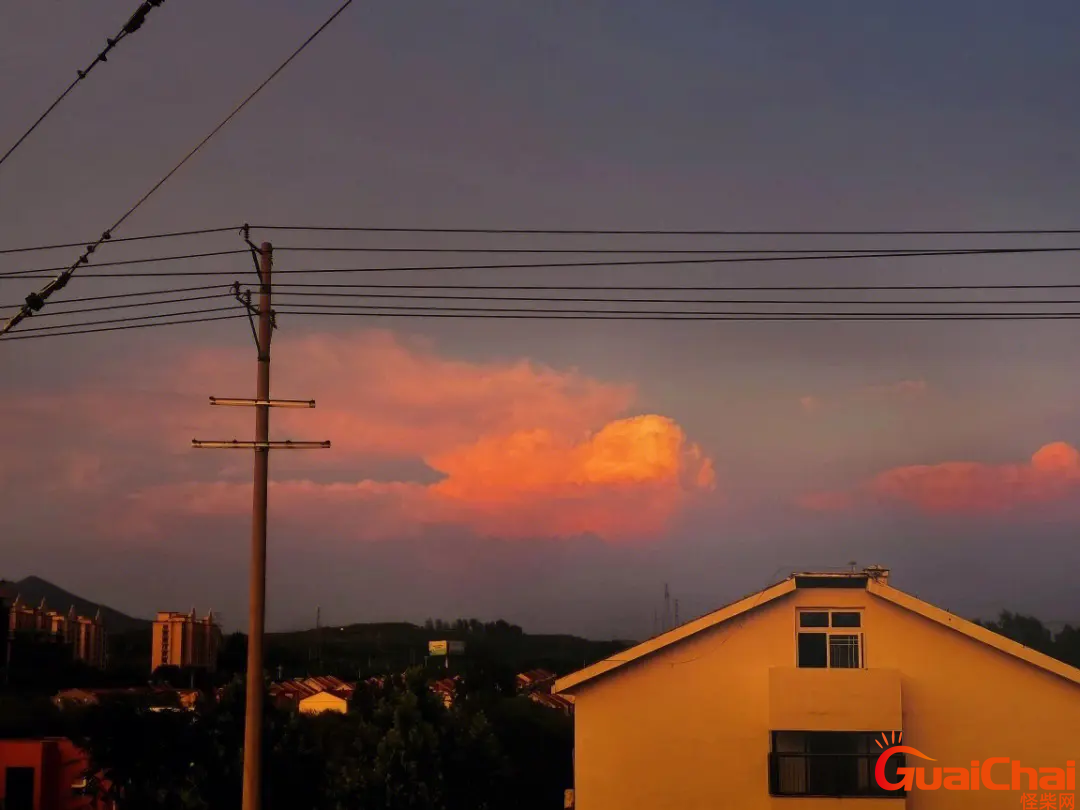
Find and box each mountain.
[1,575,150,634]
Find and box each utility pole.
[192,241,329,810]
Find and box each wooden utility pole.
[192,241,329,810]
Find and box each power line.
[9,302,1080,343]
[8,281,1080,309]
[0,250,248,278]
[274,302,1080,318]
[6,246,1080,281]
[275,291,1080,306]
[272,282,1080,292]
[253,225,1080,236]
[271,245,1079,255]
[279,308,1080,322]
[0,0,167,173]
[0,313,248,342]
[0,227,239,256]
[25,291,229,318]
[8,305,239,335]
[0,0,355,336]
[0,283,228,308]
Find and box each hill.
[258,619,632,681]
[1,575,150,634]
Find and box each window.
[769,731,905,797]
[5,766,36,810]
[797,610,863,668]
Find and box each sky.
[2,1,1080,638]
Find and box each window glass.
[799,611,829,628]
[831,611,861,628]
[770,732,904,797]
[797,632,827,668]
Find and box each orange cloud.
[115,413,715,542]
[796,442,1080,515]
[3,330,713,543]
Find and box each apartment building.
[151,609,222,673]
[6,597,107,669]
[555,567,1080,809]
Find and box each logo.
[873,731,1075,806]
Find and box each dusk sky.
[3,1,1080,639]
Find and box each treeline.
[4,670,572,810]
[423,618,524,635]
[261,618,627,684]
[976,611,1080,668]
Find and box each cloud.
[115,413,715,542]
[796,441,1080,515]
[2,330,713,544]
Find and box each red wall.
[0,738,113,810]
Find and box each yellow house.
[298,689,350,715]
[555,567,1080,809]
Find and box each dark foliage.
[62,670,568,810]
[976,610,1080,667]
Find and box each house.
[268,675,354,710]
[298,688,351,715]
[0,738,115,810]
[527,690,574,715]
[554,567,1080,809]
[516,668,557,695]
[429,677,460,708]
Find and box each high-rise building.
[151,610,222,673]
[5,596,107,669]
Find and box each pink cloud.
[114,414,715,543]
[795,442,1080,515]
[3,329,714,543]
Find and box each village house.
[555,567,1080,809]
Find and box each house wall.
[0,739,113,810]
[299,693,348,715]
[569,587,1080,810]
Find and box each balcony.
[769,667,902,731]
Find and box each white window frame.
[796,609,865,669]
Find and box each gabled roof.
[554,571,1080,694]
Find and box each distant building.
[527,691,574,715]
[298,689,351,715]
[429,677,460,708]
[0,737,116,810]
[151,610,222,673]
[516,668,557,694]
[268,676,354,710]
[5,595,107,669]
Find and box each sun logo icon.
[875,731,903,750]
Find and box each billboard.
[428,640,466,656]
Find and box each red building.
[0,738,114,810]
